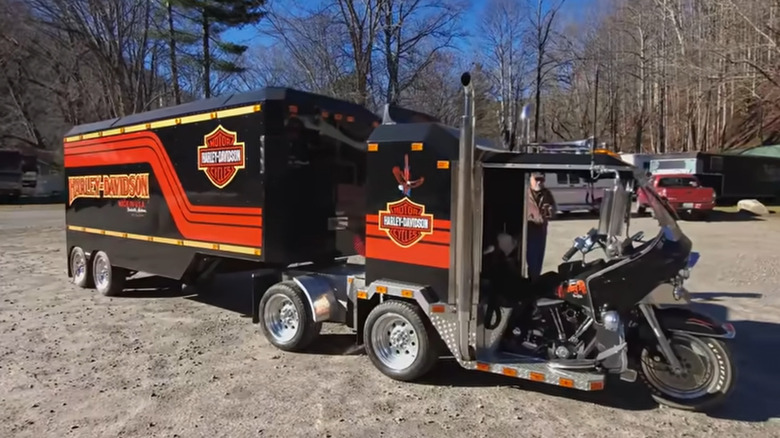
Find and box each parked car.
[637,173,716,219]
[541,170,615,215]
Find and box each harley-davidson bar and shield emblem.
[197,125,246,188]
[378,197,434,248]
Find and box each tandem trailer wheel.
[69,246,94,289]
[91,251,128,297]
[258,281,322,352]
[363,300,439,382]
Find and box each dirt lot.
[1,205,779,438]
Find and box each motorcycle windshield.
[635,172,684,242]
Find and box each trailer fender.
[292,275,347,324]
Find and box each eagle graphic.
[392,153,424,196]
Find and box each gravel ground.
[1,204,779,438]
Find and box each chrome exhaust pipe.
[455,72,476,361]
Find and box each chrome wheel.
[640,333,728,400]
[71,250,87,282]
[370,312,420,371]
[263,294,300,344]
[94,254,111,290]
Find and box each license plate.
[682,203,694,208]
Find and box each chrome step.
[471,357,605,391]
[547,358,597,370]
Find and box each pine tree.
[171,0,266,98]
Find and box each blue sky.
[222,0,598,54]
[222,1,486,51]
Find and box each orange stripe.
[366,221,450,245]
[366,213,451,230]
[365,236,449,269]
[64,133,262,217]
[64,133,262,247]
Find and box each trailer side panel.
[64,109,265,279]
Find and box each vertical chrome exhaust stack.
[455,72,476,360]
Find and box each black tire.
[69,246,94,288]
[363,300,439,382]
[258,281,322,352]
[91,250,127,297]
[637,205,647,216]
[638,333,736,412]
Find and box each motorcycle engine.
[523,305,593,360]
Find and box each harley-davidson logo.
[197,125,246,188]
[378,197,434,248]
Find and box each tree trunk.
[168,0,181,104]
[202,10,211,98]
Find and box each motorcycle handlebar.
[562,245,578,262]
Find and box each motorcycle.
[503,169,737,412]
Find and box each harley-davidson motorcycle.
[492,169,737,412]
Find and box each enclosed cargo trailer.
[649,151,780,203]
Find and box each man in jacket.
[526,172,557,279]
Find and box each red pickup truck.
[637,173,717,219]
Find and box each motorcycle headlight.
[602,310,620,332]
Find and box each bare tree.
[526,0,566,142]
[478,0,531,149]
[376,0,465,106]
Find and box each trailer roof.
[367,122,500,149]
[368,122,636,171]
[480,150,636,170]
[65,87,423,138]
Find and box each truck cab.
[637,173,716,219]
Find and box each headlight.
[602,310,620,332]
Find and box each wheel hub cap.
[371,313,420,371]
[72,253,85,278]
[95,257,109,287]
[263,295,300,344]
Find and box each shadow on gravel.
[185,273,254,317]
[700,210,767,222]
[710,319,780,422]
[417,358,657,411]
[307,333,364,356]
[667,299,780,423]
[119,275,190,299]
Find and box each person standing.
[526,172,557,279]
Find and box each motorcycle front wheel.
[638,332,736,412]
